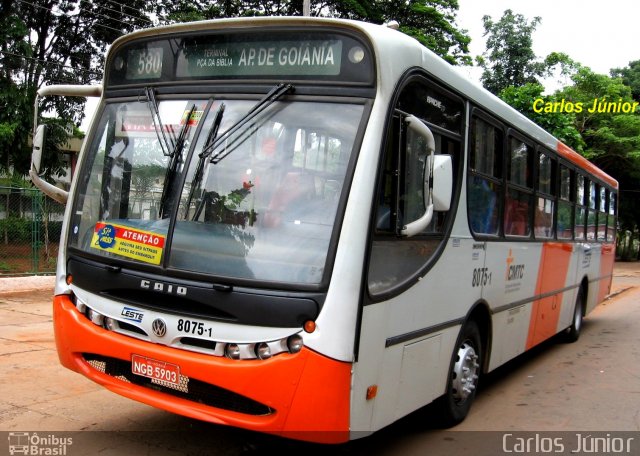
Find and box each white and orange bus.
[31,17,617,443]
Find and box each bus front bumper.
[52,294,351,443]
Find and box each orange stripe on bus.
[527,243,572,349]
[556,142,618,189]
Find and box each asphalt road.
[1,264,639,455]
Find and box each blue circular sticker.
[97,224,116,249]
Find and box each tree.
[0,0,155,179]
[478,9,545,95]
[373,0,471,65]
[498,83,585,153]
[162,0,472,66]
[558,68,640,233]
[498,67,640,234]
[611,60,640,102]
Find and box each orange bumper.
[53,294,351,443]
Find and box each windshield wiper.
[144,87,174,156]
[200,83,294,164]
[184,102,225,220]
[189,83,294,221]
[158,103,197,218]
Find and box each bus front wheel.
[436,320,482,427]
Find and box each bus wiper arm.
[144,87,174,156]
[200,83,294,164]
[185,102,225,220]
[159,103,197,218]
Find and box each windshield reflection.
[70,97,365,285]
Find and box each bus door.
[573,175,602,314]
[357,75,463,432]
[525,152,575,349]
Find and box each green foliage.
[559,68,640,161]
[558,68,640,231]
[0,217,30,242]
[499,83,585,152]
[376,0,471,65]
[478,9,544,94]
[478,10,640,233]
[0,0,154,178]
[611,60,640,102]
[0,217,63,243]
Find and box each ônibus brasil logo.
[7,432,73,455]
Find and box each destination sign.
[107,30,374,86]
[178,40,343,78]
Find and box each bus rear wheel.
[563,288,584,343]
[436,320,482,427]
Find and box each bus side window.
[504,136,533,237]
[608,190,617,241]
[557,165,574,239]
[575,174,586,240]
[534,151,555,239]
[468,115,503,236]
[368,78,461,298]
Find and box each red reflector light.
[303,320,316,333]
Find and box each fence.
[0,186,65,276]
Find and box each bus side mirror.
[31,124,46,174]
[432,154,452,211]
[400,116,453,237]
[29,124,68,204]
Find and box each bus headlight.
[225,343,241,360]
[287,334,304,354]
[103,317,118,331]
[86,308,104,326]
[255,342,272,360]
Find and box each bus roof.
[109,17,618,190]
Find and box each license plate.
[131,354,181,386]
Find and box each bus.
[31,17,618,443]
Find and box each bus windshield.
[69,96,365,286]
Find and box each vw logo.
[151,318,167,338]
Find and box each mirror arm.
[29,170,68,204]
[30,84,100,204]
[401,115,436,237]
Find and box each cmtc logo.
[121,306,144,323]
[505,249,525,281]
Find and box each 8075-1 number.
[177,319,213,337]
[472,267,492,287]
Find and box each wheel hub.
[451,341,479,403]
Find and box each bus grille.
[83,353,274,416]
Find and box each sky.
[82,1,639,130]
[455,0,638,86]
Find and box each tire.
[435,320,482,427]
[563,287,584,343]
